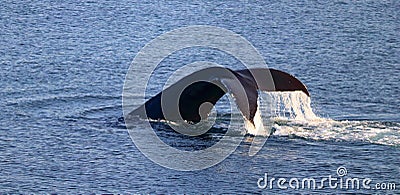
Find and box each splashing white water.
[268,91,319,121]
[244,91,320,136]
[244,105,271,136]
[243,91,400,147]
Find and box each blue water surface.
[1,0,399,193]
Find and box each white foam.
[243,91,400,147]
[244,105,270,136]
[244,91,319,136]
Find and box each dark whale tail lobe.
[129,67,309,124]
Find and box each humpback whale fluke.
[129,67,309,125]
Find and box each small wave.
[7,94,120,107]
[79,105,121,117]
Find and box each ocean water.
[1,0,399,194]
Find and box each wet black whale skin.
[130,67,309,124]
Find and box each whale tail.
[129,67,309,125]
